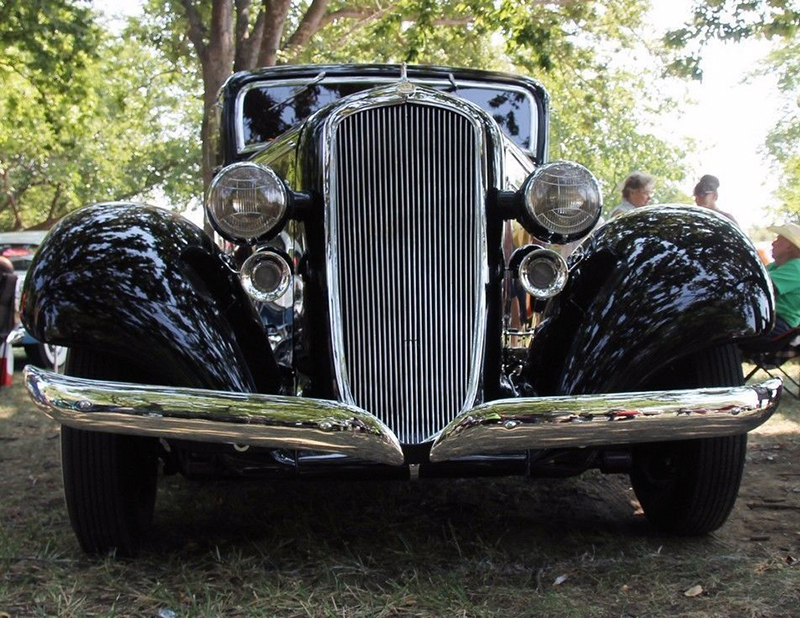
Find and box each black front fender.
[528,206,774,395]
[22,203,280,393]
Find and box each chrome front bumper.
[25,366,781,466]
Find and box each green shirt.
[767,258,800,327]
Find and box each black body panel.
[21,203,280,393]
[527,206,774,396]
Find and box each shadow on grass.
[3,377,798,617]
[146,470,688,568]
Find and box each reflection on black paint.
[243,89,286,147]
[21,203,272,392]
[242,83,532,151]
[527,206,773,396]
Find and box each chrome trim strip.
[236,76,538,156]
[429,379,782,462]
[25,366,405,466]
[323,85,490,442]
[251,124,301,168]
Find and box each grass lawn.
[0,361,798,617]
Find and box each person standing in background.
[0,257,16,387]
[609,171,654,218]
[693,174,737,223]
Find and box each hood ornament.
[396,62,416,97]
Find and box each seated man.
[743,223,800,353]
[765,223,800,337]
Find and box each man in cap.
[766,222,800,336]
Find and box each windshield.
[239,78,536,155]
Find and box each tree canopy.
[130,0,690,212]
[5,0,795,229]
[662,1,800,220]
[665,0,800,79]
[762,40,800,218]
[0,2,199,230]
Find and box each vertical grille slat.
[332,102,481,444]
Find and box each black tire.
[630,345,748,535]
[61,349,159,556]
[25,342,67,371]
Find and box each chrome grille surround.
[322,85,499,444]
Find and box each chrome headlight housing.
[240,249,293,303]
[518,248,568,299]
[520,161,602,244]
[206,162,288,243]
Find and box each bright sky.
[648,1,783,233]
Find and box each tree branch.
[284,5,394,61]
[428,17,473,27]
[45,183,63,223]
[178,0,207,57]
[315,9,472,30]
[257,0,293,67]
[207,0,234,60]
[317,7,371,30]
[234,0,266,71]
[1,167,23,230]
[284,0,331,51]
[283,6,471,59]
[234,0,252,48]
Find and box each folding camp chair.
[741,327,800,399]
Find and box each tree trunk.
[180,0,235,235]
[181,0,381,234]
[257,0,293,67]
[0,166,23,230]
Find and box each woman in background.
[609,171,654,218]
[693,174,737,223]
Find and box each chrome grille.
[331,102,483,444]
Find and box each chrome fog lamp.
[241,250,292,303]
[207,162,288,243]
[518,249,568,299]
[521,161,602,244]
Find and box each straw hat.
[768,223,800,251]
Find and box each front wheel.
[61,349,159,555]
[630,345,748,535]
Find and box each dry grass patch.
[0,361,798,617]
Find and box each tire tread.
[631,344,748,535]
[61,349,158,555]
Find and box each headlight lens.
[241,250,292,303]
[518,249,568,299]
[522,161,602,243]
[207,162,288,242]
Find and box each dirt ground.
[0,362,798,617]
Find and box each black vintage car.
[22,64,781,555]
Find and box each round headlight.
[518,248,568,299]
[240,250,292,303]
[521,161,602,244]
[207,162,288,242]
